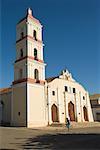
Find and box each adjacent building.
[90,94,100,122]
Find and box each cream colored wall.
[16,39,27,60]
[16,20,26,41]
[11,83,26,126]
[28,39,43,61]
[47,78,93,124]
[13,9,46,128]
[27,60,45,80]
[27,83,48,127]
[14,59,46,84]
[0,91,11,124]
[14,59,26,80]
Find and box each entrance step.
[49,122,65,127]
[49,122,100,128]
[71,122,100,128]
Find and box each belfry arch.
[34,69,39,80]
[51,104,59,122]
[68,101,75,121]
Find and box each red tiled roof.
[0,87,12,94]
[90,94,100,100]
[46,76,58,83]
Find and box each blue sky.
[0,0,100,94]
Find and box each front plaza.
[0,122,100,149]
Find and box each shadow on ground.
[13,133,100,149]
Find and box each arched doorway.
[51,104,59,122]
[68,101,75,121]
[83,106,88,121]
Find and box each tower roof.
[90,94,100,100]
[17,8,42,26]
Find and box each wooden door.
[51,104,58,122]
[83,106,88,121]
[68,101,75,121]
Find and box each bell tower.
[11,8,47,127]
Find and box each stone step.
[70,122,100,128]
[49,122,100,128]
[50,122,65,127]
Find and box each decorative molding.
[15,56,44,63]
[16,35,43,45]
[13,78,45,85]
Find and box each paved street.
[0,126,100,150]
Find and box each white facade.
[0,8,94,127]
[46,70,93,125]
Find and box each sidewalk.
[30,121,100,131]
[70,121,100,128]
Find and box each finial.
[27,8,32,15]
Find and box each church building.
[0,8,93,127]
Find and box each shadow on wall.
[12,133,100,149]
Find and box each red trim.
[13,78,45,85]
[27,35,42,44]
[16,35,42,44]
[16,36,26,43]
[15,56,26,62]
[13,78,27,84]
[28,56,44,63]
[15,56,44,63]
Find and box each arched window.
[20,49,23,57]
[34,48,37,59]
[33,30,37,40]
[21,32,24,39]
[34,69,39,80]
[19,69,23,79]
